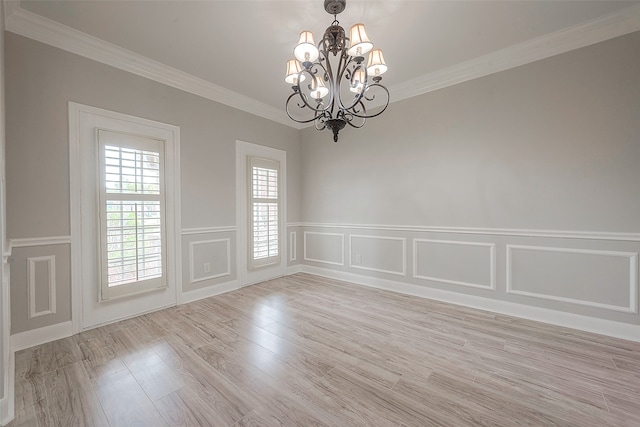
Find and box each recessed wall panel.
[507,245,637,313]
[414,239,495,290]
[304,232,344,266]
[189,239,231,283]
[350,235,405,276]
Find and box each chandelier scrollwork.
[285,0,389,142]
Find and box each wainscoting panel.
[349,235,406,276]
[181,228,237,294]
[189,239,231,284]
[27,255,56,319]
[9,243,71,336]
[290,231,297,262]
[304,232,344,266]
[507,245,638,313]
[414,239,496,290]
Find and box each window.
[97,129,166,300]
[248,156,281,269]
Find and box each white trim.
[181,226,236,235]
[289,231,297,262]
[0,352,14,426]
[303,231,345,266]
[188,239,231,284]
[10,320,74,352]
[390,3,640,104]
[4,6,295,129]
[295,222,640,242]
[348,234,406,276]
[506,245,639,314]
[181,279,240,304]
[10,235,71,247]
[299,266,640,343]
[5,3,640,129]
[286,265,303,276]
[235,141,288,287]
[69,102,182,332]
[413,239,496,291]
[27,256,57,319]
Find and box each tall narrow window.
[248,156,281,269]
[97,129,166,300]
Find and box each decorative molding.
[10,235,71,248]
[27,255,57,319]
[289,231,297,262]
[10,320,74,352]
[303,231,345,266]
[349,234,406,276]
[299,266,640,343]
[69,102,182,332]
[4,6,297,129]
[5,3,640,129]
[0,352,14,426]
[506,245,639,314]
[295,222,640,242]
[181,226,237,236]
[188,239,231,284]
[390,3,640,104]
[286,265,303,276]
[181,279,240,304]
[413,239,496,291]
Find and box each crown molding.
[5,2,640,128]
[4,4,303,129]
[390,3,640,103]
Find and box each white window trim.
[235,141,287,286]
[97,130,167,300]
[69,103,182,332]
[248,156,281,270]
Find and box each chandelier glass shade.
[285,0,389,142]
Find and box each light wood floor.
[8,273,640,426]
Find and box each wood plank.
[9,273,640,426]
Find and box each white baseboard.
[300,266,640,343]
[181,279,240,304]
[0,351,15,427]
[286,265,302,275]
[10,320,74,352]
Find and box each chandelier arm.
[345,83,390,119]
[336,50,360,110]
[315,114,328,131]
[337,59,369,112]
[317,47,337,118]
[286,92,326,124]
[291,65,333,114]
[345,117,366,129]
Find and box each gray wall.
[5,32,301,334]
[297,31,640,325]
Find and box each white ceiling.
[7,0,640,126]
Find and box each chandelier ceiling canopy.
[285,0,390,142]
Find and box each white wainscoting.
[27,255,57,319]
[181,279,240,304]
[295,223,640,334]
[303,232,345,266]
[506,245,638,314]
[349,235,406,276]
[414,239,496,290]
[289,231,297,262]
[188,239,231,284]
[300,265,640,343]
[10,321,74,352]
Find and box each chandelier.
[285,0,389,142]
